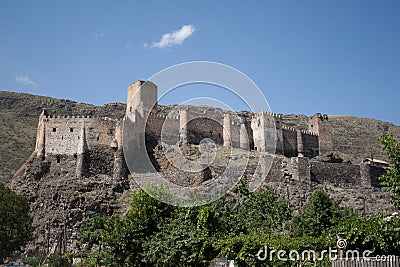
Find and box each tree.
[102,189,174,266]
[337,214,400,255]
[77,215,108,266]
[141,184,293,267]
[293,188,351,237]
[0,183,33,261]
[379,133,400,208]
[142,205,219,266]
[101,183,293,266]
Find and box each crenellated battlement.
[251,111,282,119]
[42,114,121,124]
[282,125,296,132]
[44,114,94,119]
[301,129,318,136]
[281,125,318,136]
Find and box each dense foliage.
[337,214,400,255]
[72,186,321,266]
[0,183,33,261]
[72,182,400,267]
[379,133,400,208]
[293,189,352,237]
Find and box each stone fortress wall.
[31,80,389,188]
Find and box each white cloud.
[150,24,195,48]
[16,75,37,86]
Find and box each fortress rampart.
[12,80,392,256]
[30,80,388,187]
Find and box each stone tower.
[126,80,158,119]
[223,114,231,147]
[75,122,88,178]
[35,109,48,158]
[308,113,333,156]
[179,108,188,147]
[251,112,283,154]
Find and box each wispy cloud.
[148,24,195,48]
[94,32,106,38]
[16,75,37,86]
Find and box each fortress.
[33,80,336,179]
[11,80,393,255]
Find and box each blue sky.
[0,1,399,125]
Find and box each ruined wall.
[310,161,361,187]
[87,146,116,176]
[290,157,310,181]
[187,117,224,145]
[46,154,79,177]
[230,122,240,148]
[145,113,166,137]
[282,128,298,157]
[264,156,285,182]
[43,116,118,156]
[360,163,387,187]
[301,132,319,158]
[144,113,180,146]
[243,120,254,150]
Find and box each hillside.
[0,90,399,184]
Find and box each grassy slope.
[0,90,398,183]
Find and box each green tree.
[142,205,219,266]
[77,215,109,266]
[0,183,33,261]
[77,215,107,249]
[213,185,293,266]
[222,184,291,236]
[293,188,351,237]
[337,214,400,255]
[102,184,352,266]
[379,133,400,208]
[102,189,174,266]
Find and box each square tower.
[126,80,158,118]
[308,113,333,156]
